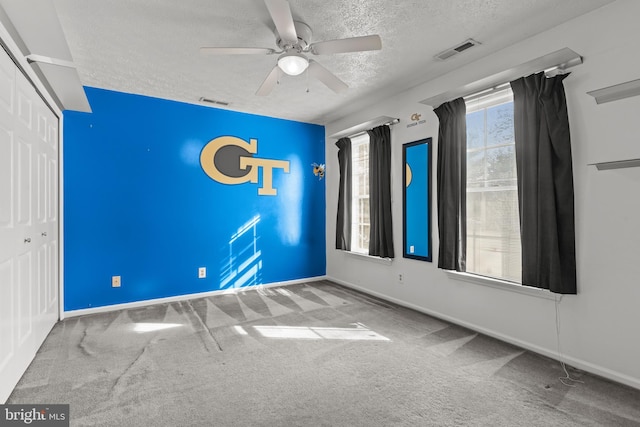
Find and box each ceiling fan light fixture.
[278,52,309,76]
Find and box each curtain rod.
[463,83,511,104]
[464,65,571,104]
[340,118,400,139]
[419,48,582,108]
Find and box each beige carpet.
[9,280,640,426]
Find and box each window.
[336,125,394,259]
[436,71,575,293]
[350,134,370,253]
[465,87,522,282]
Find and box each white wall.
[325,0,640,390]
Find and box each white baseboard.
[62,276,327,319]
[327,275,640,391]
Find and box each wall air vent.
[435,38,480,61]
[199,97,230,106]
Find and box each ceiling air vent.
[435,38,480,61]
[199,97,230,106]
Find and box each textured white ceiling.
[52,0,613,125]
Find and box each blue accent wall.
[63,87,326,311]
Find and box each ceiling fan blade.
[308,61,348,93]
[310,35,382,55]
[200,47,275,55]
[264,0,298,44]
[256,66,281,96]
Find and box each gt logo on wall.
[200,136,290,196]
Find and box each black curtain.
[335,137,352,251]
[434,98,467,271]
[368,125,394,258]
[510,72,576,294]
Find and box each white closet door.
[0,46,59,404]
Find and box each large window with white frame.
[350,133,370,254]
[465,87,522,282]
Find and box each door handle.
[24,238,31,243]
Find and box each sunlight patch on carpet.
[253,323,390,341]
[132,323,183,333]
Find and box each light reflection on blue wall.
[220,215,263,289]
[180,139,203,167]
[277,155,302,246]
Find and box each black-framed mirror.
[403,138,432,261]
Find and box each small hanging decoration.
[312,163,325,179]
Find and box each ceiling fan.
[200,0,382,96]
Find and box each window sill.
[445,271,557,300]
[340,250,393,265]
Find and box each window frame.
[445,270,556,300]
[349,133,371,255]
[463,86,522,284]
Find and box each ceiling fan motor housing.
[277,21,312,52]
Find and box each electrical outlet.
[398,274,403,284]
[112,276,121,288]
[198,267,206,279]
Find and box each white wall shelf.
[590,158,640,171]
[587,78,640,105]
